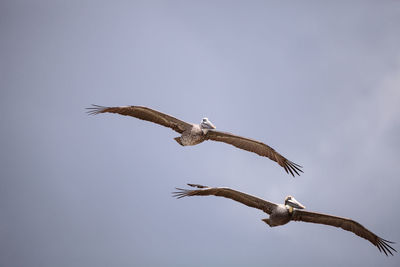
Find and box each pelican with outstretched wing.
[173,184,396,256]
[87,105,302,176]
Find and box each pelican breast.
[180,124,205,146]
[269,204,291,226]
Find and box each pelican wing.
[291,209,396,256]
[173,184,277,214]
[87,105,192,134]
[204,130,302,176]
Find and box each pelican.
[173,184,396,255]
[87,105,302,176]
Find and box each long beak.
[287,197,306,209]
[203,121,216,129]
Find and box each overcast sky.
[1,1,400,266]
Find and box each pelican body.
[173,118,216,146]
[87,105,302,176]
[173,184,396,256]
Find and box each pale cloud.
[376,65,400,133]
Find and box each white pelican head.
[200,117,216,130]
[285,195,306,210]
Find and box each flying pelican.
[87,105,302,176]
[173,184,396,255]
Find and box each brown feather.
[205,130,303,177]
[86,105,191,134]
[172,184,277,214]
[291,209,396,256]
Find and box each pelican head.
[285,195,306,210]
[200,118,216,130]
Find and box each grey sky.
[1,1,400,266]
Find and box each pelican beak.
[207,121,216,129]
[201,119,216,129]
[287,197,306,209]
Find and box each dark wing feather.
[205,130,302,177]
[87,105,191,134]
[172,184,277,214]
[291,209,396,256]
